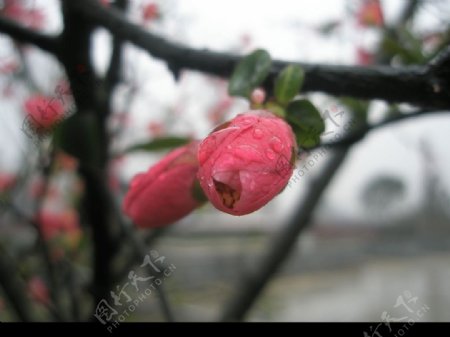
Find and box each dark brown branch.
[67,0,450,109]
[105,0,128,89]
[398,0,420,26]
[59,2,120,318]
[221,147,350,321]
[0,16,59,54]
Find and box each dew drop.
[265,149,276,160]
[252,128,264,139]
[269,137,284,153]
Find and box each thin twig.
[0,16,59,54]
[109,194,176,322]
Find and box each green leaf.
[286,99,325,149]
[228,49,272,98]
[53,113,100,167]
[274,65,304,105]
[126,136,190,153]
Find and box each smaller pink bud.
[148,121,165,137]
[142,3,159,22]
[356,47,374,65]
[250,88,266,105]
[357,0,384,27]
[37,210,80,241]
[56,151,78,171]
[28,277,50,306]
[24,95,64,135]
[0,172,16,192]
[123,141,203,228]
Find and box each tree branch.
[67,0,450,109]
[0,245,34,322]
[221,147,350,321]
[109,194,175,322]
[59,2,120,318]
[0,16,59,54]
[105,0,128,90]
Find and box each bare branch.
[0,16,59,54]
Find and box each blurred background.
[0,0,450,322]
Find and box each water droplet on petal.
[269,136,284,153]
[253,128,264,139]
[239,117,254,125]
[265,149,276,160]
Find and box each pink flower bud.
[250,88,266,105]
[28,276,50,305]
[142,3,159,22]
[123,141,202,228]
[0,172,16,192]
[37,210,80,241]
[197,110,297,216]
[357,0,384,27]
[24,95,64,134]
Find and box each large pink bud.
[197,110,297,216]
[24,95,64,134]
[123,141,203,228]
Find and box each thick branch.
[60,2,120,317]
[0,16,59,54]
[68,0,450,109]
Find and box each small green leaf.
[286,99,325,149]
[53,113,100,166]
[274,65,304,105]
[126,136,190,153]
[228,49,272,98]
